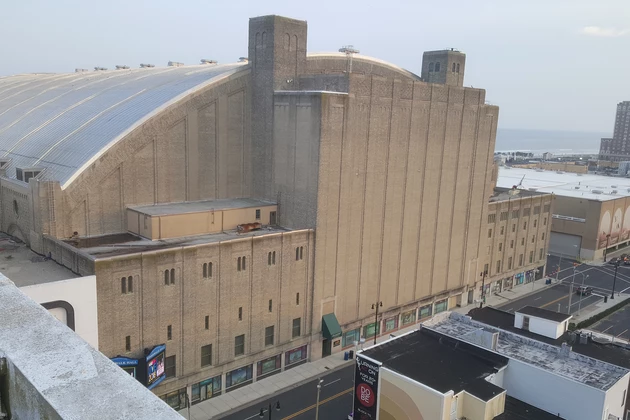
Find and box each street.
[220,365,354,420]
[500,255,630,316]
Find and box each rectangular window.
[523,207,530,216]
[205,315,209,330]
[512,210,519,218]
[532,235,535,243]
[285,345,308,367]
[542,232,545,240]
[128,276,133,293]
[342,328,360,347]
[296,292,300,305]
[292,318,301,338]
[510,240,514,249]
[419,304,432,320]
[226,365,253,390]
[384,316,399,332]
[508,256,512,270]
[255,209,261,220]
[496,260,501,273]
[488,229,493,238]
[121,277,127,294]
[529,251,534,264]
[125,335,131,352]
[534,206,540,215]
[498,243,503,251]
[363,322,379,339]
[500,226,504,235]
[257,355,282,379]
[521,238,525,246]
[165,355,176,378]
[500,211,508,221]
[483,263,489,275]
[401,310,417,326]
[167,325,172,341]
[265,326,275,346]
[268,299,273,312]
[434,300,448,314]
[237,257,241,271]
[533,219,537,228]
[201,344,212,367]
[543,217,547,226]
[488,213,496,223]
[519,254,524,266]
[208,263,212,278]
[622,389,626,406]
[238,307,243,321]
[234,334,245,356]
[512,224,516,232]
[523,221,527,230]
[544,204,550,213]
[539,248,544,260]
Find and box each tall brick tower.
[248,15,308,199]
[421,49,466,87]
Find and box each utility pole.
[479,270,488,308]
[611,261,619,299]
[371,302,382,345]
[567,263,577,314]
[315,379,324,420]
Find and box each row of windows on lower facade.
[480,267,543,294]
[340,299,450,348]
[158,344,309,410]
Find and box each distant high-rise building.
[599,101,630,161]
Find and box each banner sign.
[353,354,381,420]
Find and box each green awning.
[322,313,342,340]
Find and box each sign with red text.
[353,354,381,420]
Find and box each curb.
[212,360,354,419]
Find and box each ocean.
[495,128,609,155]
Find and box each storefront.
[536,266,545,280]
[160,387,188,410]
[383,316,399,333]
[493,280,502,293]
[503,276,514,290]
[191,375,222,405]
[363,322,380,339]
[515,272,525,285]
[418,304,432,321]
[226,364,253,392]
[285,344,308,369]
[525,269,535,283]
[257,354,282,380]
[434,299,448,314]
[401,309,417,326]
[342,328,360,348]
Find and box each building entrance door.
[468,290,474,304]
[269,211,277,226]
[322,339,332,357]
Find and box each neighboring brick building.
[599,101,630,161]
[0,15,509,407]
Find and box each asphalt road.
[220,365,354,420]
[499,255,630,316]
[590,302,630,340]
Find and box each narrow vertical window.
[456,63,460,73]
[255,209,261,220]
[300,246,304,260]
[268,299,273,312]
[435,62,441,72]
[272,251,276,265]
[164,270,169,285]
[208,262,212,277]
[242,256,246,270]
[170,268,175,284]
[296,292,300,305]
[268,252,272,266]
[452,62,456,72]
[128,276,133,293]
[205,315,209,330]
[121,277,127,294]
[238,307,243,321]
[125,335,131,351]
[296,247,299,261]
[167,325,172,341]
[429,62,435,72]
[238,257,241,271]
[203,263,208,278]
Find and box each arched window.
[208,262,213,278]
[429,62,435,72]
[164,270,169,285]
[435,62,441,72]
[203,263,208,278]
[128,276,133,293]
[452,63,456,72]
[170,268,175,284]
[268,252,272,266]
[121,277,127,294]
[238,257,242,271]
[300,246,304,260]
[456,63,460,73]
[272,251,276,265]
[296,247,300,261]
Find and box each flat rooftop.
[130,197,276,216]
[68,226,293,259]
[489,187,549,203]
[361,328,508,398]
[424,312,629,391]
[495,396,565,420]
[516,306,572,323]
[498,167,630,201]
[0,233,78,287]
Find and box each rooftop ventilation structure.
[612,190,618,194]
[140,63,155,68]
[94,67,107,71]
[115,65,130,70]
[15,166,44,183]
[592,190,604,194]
[238,57,248,62]
[339,45,360,73]
[200,59,218,65]
[75,68,89,73]
[168,61,184,67]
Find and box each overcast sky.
[1,0,628,132]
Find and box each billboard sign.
[111,356,139,379]
[145,344,166,390]
[353,354,381,420]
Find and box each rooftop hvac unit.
[168,61,184,67]
[140,63,155,68]
[94,66,107,71]
[592,190,603,194]
[612,190,618,194]
[528,187,538,191]
[200,59,217,64]
[75,68,89,73]
[574,186,580,189]
[115,65,130,70]
[238,57,248,62]
[611,185,618,188]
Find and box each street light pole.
[577,273,589,315]
[480,270,488,308]
[611,262,619,299]
[604,234,611,262]
[567,264,577,314]
[315,379,324,420]
[259,401,280,420]
[371,302,382,345]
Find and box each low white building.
[423,311,630,420]
[514,306,571,339]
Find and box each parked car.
[576,286,593,296]
[609,257,621,264]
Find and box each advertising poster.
[354,355,381,420]
[146,344,166,390]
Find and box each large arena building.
[0,14,551,407]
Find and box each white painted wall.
[603,371,630,420]
[514,312,567,339]
[503,358,605,420]
[20,276,98,349]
